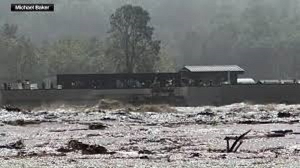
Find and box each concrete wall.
[221,84,300,105]
[0,89,152,107]
[185,87,222,106]
[3,85,300,107]
[184,84,300,106]
[0,89,2,105]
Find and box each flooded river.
[0,103,300,167]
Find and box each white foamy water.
[0,103,300,167]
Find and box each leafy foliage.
[106,5,161,73]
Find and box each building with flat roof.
[179,65,245,86]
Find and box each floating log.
[271,130,293,134]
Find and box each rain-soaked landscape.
[0,102,300,168]
[2,1,300,167]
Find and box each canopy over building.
[179,65,245,86]
[181,65,245,73]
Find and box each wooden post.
[227,71,231,84]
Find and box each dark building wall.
[229,73,238,84]
[57,73,180,89]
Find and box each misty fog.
[1,0,300,81]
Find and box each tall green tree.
[106,4,161,73]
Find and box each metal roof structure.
[181,65,245,73]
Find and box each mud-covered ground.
[0,103,300,168]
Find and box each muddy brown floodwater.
[0,103,300,168]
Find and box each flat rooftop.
[181,65,245,73]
